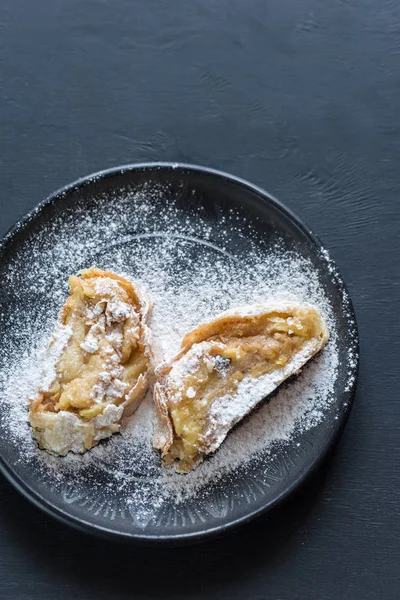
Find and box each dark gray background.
[0,1,399,598]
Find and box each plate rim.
[0,162,359,545]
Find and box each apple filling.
[29,267,151,454]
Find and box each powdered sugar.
[207,338,324,450]
[0,180,356,527]
[40,322,72,393]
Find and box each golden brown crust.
[153,381,174,453]
[79,267,152,323]
[180,302,328,349]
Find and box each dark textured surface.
[0,0,399,598]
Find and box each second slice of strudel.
[154,302,329,472]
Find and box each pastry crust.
[29,267,153,455]
[153,302,329,472]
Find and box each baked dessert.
[29,267,152,455]
[153,302,329,472]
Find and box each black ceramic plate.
[0,163,358,544]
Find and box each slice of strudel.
[153,302,329,472]
[29,267,152,455]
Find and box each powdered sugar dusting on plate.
[0,181,355,524]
